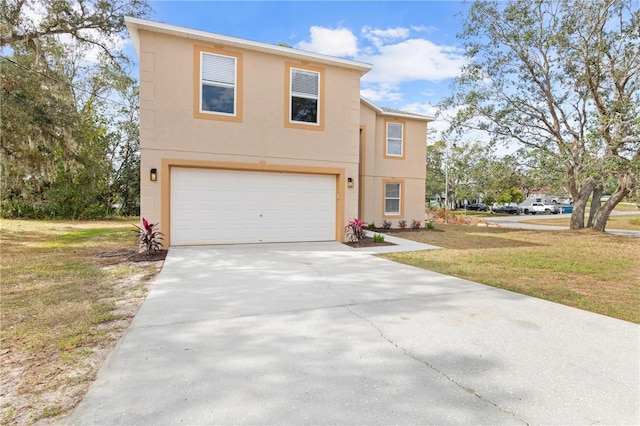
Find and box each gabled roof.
[125,17,373,76]
[360,96,434,122]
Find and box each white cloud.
[362,26,409,48]
[359,38,467,84]
[360,85,402,102]
[402,102,440,118]
[400,103,465,141]
[410,25,438,33]
[296,26,358,57]
[296,23,467,105]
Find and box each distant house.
[125,17,433,246]
[527,187,561,203]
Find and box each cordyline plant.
[134,218,164,254]
[344,218,366,244]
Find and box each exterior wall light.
[347,177,354,188]
[150,168,158,182]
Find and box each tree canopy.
[1,0,151,218]
[444,0,640,231]
[426,140,534,207]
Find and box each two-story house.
[125,17,432,246]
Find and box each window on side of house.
[386,122,403,157]
[385,182,401,215]
[200,52,236,115]
[290,68,319,125]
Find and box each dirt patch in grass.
[0,219,165,425]
[382,224,640,323]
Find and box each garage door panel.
[171,168,336,245]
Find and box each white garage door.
[171,168,336,245]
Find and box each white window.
[290,68,319,124]
[386,122,403,156]
[200,52,236,115]
[385,182,401,215]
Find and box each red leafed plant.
[134,218,164,254]
[344,218,366,244]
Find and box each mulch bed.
[343,236,396,248]
[343,227,446,248]
[128,249,169,262]
[372,227,445,233]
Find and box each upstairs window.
[290,68,319,124]
[285,63,324,130]
[386,122,404,157]
[194,46,242,122]
[200,52,236,115]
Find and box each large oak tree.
[1,0,150,217]
[444,0,639,231]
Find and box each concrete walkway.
[68,238,639,425]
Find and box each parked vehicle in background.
[492,205,521,215]
[467,203,489,211]
[521,202,560,215]
[552,197,573,205]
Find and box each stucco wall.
[359,103,427,227]
[138,29,362,242]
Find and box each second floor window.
[201,52,236,115]
[290,68,319,124]
[386,122,403,157]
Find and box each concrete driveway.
[69,239,639,425]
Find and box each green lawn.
[382,224,640,323]
[522,213,640,231]
[0,219,162,424]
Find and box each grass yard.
[0,218,163,425]
[522,213,640,231]
[382,225,640,323]
[611,202,640,211]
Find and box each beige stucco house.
[125,17,433,246]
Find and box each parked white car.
[521,202,560,215]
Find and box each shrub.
[411,219,422,229]
[373,234,385,243]
[398,219,407,229]
[368,222,376,230]
[381,220,392,229]
[426,221,435,230]
[134,218,164,254]
[344,218,366,244]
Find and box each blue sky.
[143,1,471,135]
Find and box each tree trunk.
[592,174,636,232]
[569,178,596,230]
[586,185,603,228]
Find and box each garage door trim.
[161,159,346,246]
